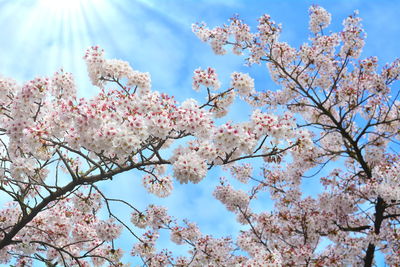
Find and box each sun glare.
[8,0,108,85]
[0,0,118,89]
[39,0,84,13]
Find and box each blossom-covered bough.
[0,5,399,267]
[193,5,400,266]
[0,30,294,267]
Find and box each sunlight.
[0,0,130,91]
[0,0,112,85]
[39,0,84,13]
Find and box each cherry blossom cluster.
[192,23,229,55]
[83,45,151,93]
[174,98,213,139]
[373,162,400,202]
[51,69,76,99]
[131,207,257,266]
[209,90,236,118]
[142,175,173,198]
[229,163,252,183]
[95,220,121,243]
[0,76,16,106]
[308,5,331,34]
[213,122,256,155]
[251,109,296,140]
[213,180,250,212]
[83,45,105,87]
[192,67,221,91]
[172,150,207,184]
[230,72,255,97]
[340,10,365,58]
[0,192,128,266]
[131,205,171,231]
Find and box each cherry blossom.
[0,5,398,267]
[192,67,221,91]
[191,5,400,266]
[309,5,331,34]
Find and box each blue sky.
[0,0,398,265]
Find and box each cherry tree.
[0,5,399,267]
